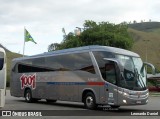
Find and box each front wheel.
[84,92,97,110]
[25,89,34,103]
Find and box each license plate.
[136,100,141,104]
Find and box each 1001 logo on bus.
[20,74,36,89]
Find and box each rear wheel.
[25,89,34,103]
[46,99,57,103]
[84,92,97,110]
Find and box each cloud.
[0,0,160,55]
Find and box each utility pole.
[143,40,150,72]
[143,40,150,62]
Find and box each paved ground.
[0,90,159,119]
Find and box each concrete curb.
[149,92,160,97]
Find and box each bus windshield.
[116,55,146,91]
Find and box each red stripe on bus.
[87,82,105,86]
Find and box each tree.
[48,20,133,51]
[133,20,137,24]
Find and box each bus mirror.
[103,58,124,72]
[143,62,156,75]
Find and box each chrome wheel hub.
[86,96,93,107]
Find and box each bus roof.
[0,47,5,52]
[0,47,6,54]
[13,45,140,61]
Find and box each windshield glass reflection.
[116,55,146,91]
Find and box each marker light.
[123,100,127,104]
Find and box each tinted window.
[46,52,95,74]
[93,51,115,79]
[18,64,54,73]
[105,62,116,84]
[17,52,95,74]
[0,52,4,70]
[0,58,4,70]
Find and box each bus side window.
[105,63,116,85]
[0,52,4,70]
[0,58,4,70]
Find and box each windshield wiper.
[134,68,146,89]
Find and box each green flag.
[25,29,37,44]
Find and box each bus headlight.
[123,100,127,104]
[146,92,149,97]
[123,92,129,97]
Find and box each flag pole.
[23,27,26,57]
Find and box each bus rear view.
[0,48,6,108]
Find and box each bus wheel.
[46,99,57,103]
[25,89,33,103]
[84,92,97,110]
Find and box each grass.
[149,92,160,97]
[128,28,160,70]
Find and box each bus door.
[104,61,118,106]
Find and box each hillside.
[6,51,22,82]
[128,22,160,70]
[128,22,160,32]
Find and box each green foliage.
[129,24,160,70]
[49,20,133,51]
[148,79,160,88]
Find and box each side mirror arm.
[143,62,155,75]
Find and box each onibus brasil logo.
[20,74,36,89]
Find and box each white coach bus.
[10,46,155,109]
[0,47,6,108]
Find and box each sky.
[0,0,160,55]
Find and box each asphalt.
[0,90,159,119]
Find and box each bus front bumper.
[117,91,149,106]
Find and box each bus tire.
[24,89,34,103]
[46,99,57,103]
[84,92,97,110]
